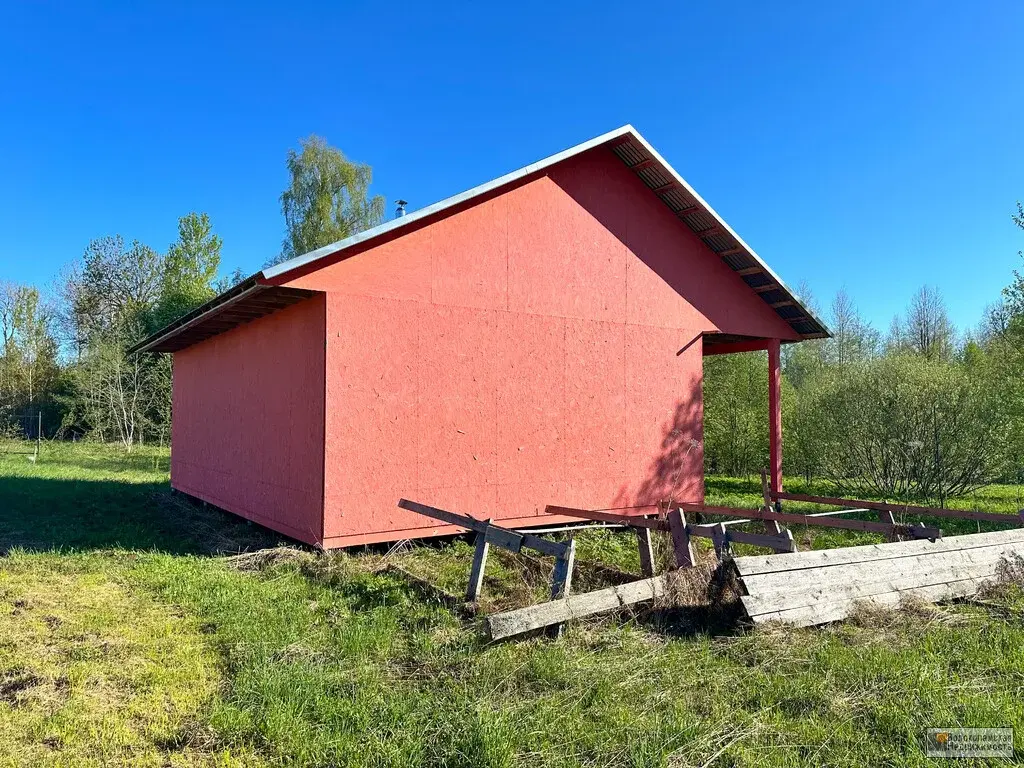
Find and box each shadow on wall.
[0,475,285,556]
[613,387,704,509]
[549,151,795,340]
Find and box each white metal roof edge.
[262,125,636,280]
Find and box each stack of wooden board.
[735,529,1024,627]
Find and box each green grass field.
[2,441,1023,766]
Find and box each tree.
[60,236,168,449]
[153,212,223,329]
[826,288,878,365]
[62,236,163,355]
[903,285,955,359]
[274,135,386,265]
[809,355,1010,503]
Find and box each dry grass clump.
[847,594,949,629]
[222,546,315,572]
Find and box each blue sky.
[1,1,1022,333]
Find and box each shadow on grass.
[0,475,284,556]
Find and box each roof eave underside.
[129,282,318,353]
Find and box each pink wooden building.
[135,126,827,548]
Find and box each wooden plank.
[466,531,490,602]
[727,528,797,552]
[636,527,656,577]
[486,574,672,640]
[544,505,667,531]
[742,544,1015,603]
[735,266,763,276]
[742,547,1014,615]
[746,577,989,627]
[667,508,695,568]
[773,491,1023,526]
[702,340,771,356]
[678,503,941,539]
[734,528,1024,577]
[400,499,568,558]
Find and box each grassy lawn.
[2,441,1024,766]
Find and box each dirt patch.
[0,668,42,703]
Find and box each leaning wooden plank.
[747,577,990,627]
[742,548,1013,615]
[773,491,1023,526]
[678,503,941,539]
[399,499,568,558]
[735,529,1024,577]
[544,505,668,531]
[486,574,672,640]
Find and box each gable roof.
[132,125,829,353]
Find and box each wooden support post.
[547,538,577,638]
[710,523,730,559]
[879,510,898,542]
[667,507,695,569]
[636,526,656,577]
[761,469,783,534]
[551,538,576,600]
[466,526,491,602]
[767,339,783,495]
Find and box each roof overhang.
[134,125,828,354]
[129,277,318,353]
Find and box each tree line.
[0,136,384,449]
[705,205,1024,503]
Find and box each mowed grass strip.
[2,442,1024,765]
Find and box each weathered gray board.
[487,574,672,640]
[735,528,1024,627]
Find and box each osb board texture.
[171,296,326,545]
[285,147,794,542]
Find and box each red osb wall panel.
[286,147,790,545]
[171,296,326,545]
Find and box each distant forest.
[2,137,1022,505]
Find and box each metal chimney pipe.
[395,199,407,218]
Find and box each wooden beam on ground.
[734,529,1024,627]
[487,574,672,640]
[771,492,1023,526]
